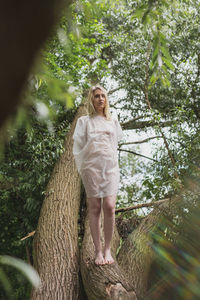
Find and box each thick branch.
[117,179,200,300]
[117,195,180,299]
[121,119,174,130]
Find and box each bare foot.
[104,249,114,265]
[94,251,105,265]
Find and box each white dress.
[73,114,123,198]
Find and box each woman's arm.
[72,116,88,173]
[73,116,87,152]
[114,118,123,142]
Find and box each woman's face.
[92,88,106,113]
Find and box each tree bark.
[80,206,138,300]
[0,0,71,129]
[30,103,87,300]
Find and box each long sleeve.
[73,116,88,173]
[114,118,123,142]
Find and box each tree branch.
[115,198,170,213]
[119,136,162,146]
[118,148,157,162]
[117,194,181,299]
[108,86,126,95]
[121,119,174,130]
[21,231,36,241]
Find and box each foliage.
[0,111,71,298]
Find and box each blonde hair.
[87,85,112,120]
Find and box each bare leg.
[88,197,105,265]
[102,195,116,264]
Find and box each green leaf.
[65,93,73,109]
[132,5,148,19]
[161,46,172,61]
[163,56,174,70]
[142,10,151,25]
[150,73,158,85]
[161,75,171,87]
[161,64,168,74]
[0,256,41,288]
[159,32,168,45]
[158,54,163,67]
[0,267,12,296]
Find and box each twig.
[108,86,126,95]
[115,198,170,213]
[119,136,162,146]
[21,230,36,241]
[118,148,157,162]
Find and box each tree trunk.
[30,104,87,300]
[80,206,138,300]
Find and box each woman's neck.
[95,110,104,117]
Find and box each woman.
[73,85,123,265]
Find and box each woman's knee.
[90,206,101,217]
[88,198,101,216]
[103,196,116,216]
[104,205,115,216]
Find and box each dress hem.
[87,192,118,199]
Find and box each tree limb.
[115,198,171,213]
[121,119,174,130]
[118,148,157,162]
[108,86,126,95]
[117,194,181,299]
[119,136,162,146]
